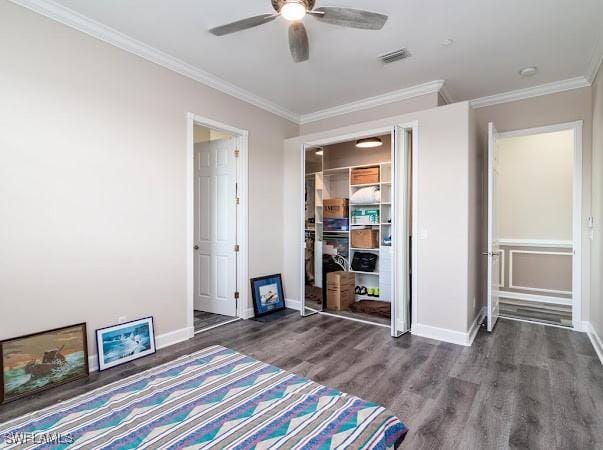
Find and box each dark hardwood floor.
[1,314,601,449]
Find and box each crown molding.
[586,33,603,84]
[299,80,445,125]
[470,76,591,109]
[9,0,301,123]
[439,83,455,104]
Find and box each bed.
[0,346,407,449]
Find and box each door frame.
[495,120,584,330]
[298,121,419,336]
[186,113,249,335]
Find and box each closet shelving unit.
[323,161,393,303]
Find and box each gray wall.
[0,2,299,353]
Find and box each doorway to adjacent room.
[486,121,583,330]
[187,115,249,334]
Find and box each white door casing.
[487,123,501,332]
[194,138,237,317]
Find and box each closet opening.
[302,126,415,336]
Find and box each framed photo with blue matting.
[251,274,286,317]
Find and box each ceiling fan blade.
[209,14,277,36]
[289,22,309,63]
[312,7,388,30]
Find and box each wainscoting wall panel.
[496,239,573,305]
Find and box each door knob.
[194,245,199,250]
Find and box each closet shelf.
[351,182,380,188]
[349,270,379,276]
[350,247,380,252]
[351,203,381,206]
[356,295,386,301]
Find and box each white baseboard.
[88,326,194,373]
[88,355,99,372]
[285,298,302,311]
[412,324,470,346]
[244,307,255,320]
[412,307,485,347]
[499,291,572,306]
[586,322,603,365]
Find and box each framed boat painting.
[0,323,89,404]
[95,317,156,371]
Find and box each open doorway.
[486,122,582,330]
[187,115,249,334]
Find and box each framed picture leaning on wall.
[95,317,156,371]
[250,274,286,317]
[0,323,89,404]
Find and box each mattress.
[0,345,407,449]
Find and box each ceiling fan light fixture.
[355,137,383,149]
[281,1,307,21]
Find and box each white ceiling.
[41,0,603,117]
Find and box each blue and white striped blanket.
[0,346,407,449]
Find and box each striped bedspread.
[0,346,407,449]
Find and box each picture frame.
[95,317,156,371]
[0,323,89,404]
[250,274,286,317]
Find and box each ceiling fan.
[209,0,389,63]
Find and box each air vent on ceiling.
[379,48,411,64]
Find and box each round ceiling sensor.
[519,66,538,77]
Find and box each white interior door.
[487,123,501,331]
[194,138,237,317]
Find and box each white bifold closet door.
[487,123,501,331]
[392,127,411,337]
[194,138,238,317]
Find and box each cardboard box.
[327,271,356,311]
[351,209,380,225]
[323,198,349,218]
[351,167,380,185]
[351,229,380,249]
